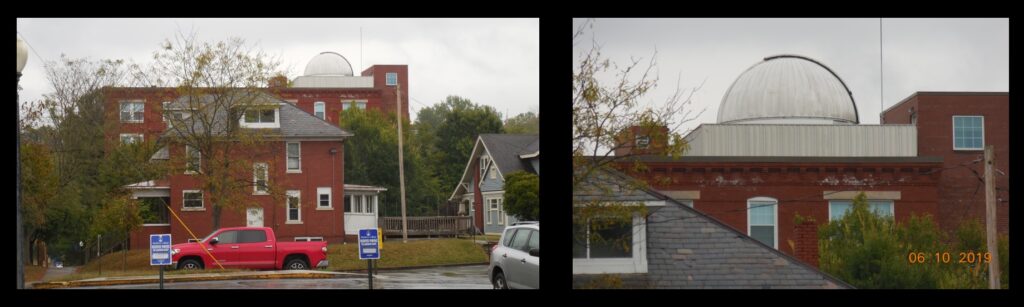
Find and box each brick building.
[881,92,1010,234]
[585,55,1007,271]
[108,51,403,248]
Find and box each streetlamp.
[16,35,28,290]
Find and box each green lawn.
[328,238,487,271]
[59,238,487,280]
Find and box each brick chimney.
[794,219,820,268]
[614,125,669,156]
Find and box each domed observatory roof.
[717,55,859,124]
[292,51,372,88]
[303,52,355,76]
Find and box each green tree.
[339,103,443,216]
[503,171,539,220]
[431,96,504,193]
[146,32,285,230]
[504,112,539,134]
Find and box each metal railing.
[378,216,473,237]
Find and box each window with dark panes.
[239,230,267,243]
[589,219,632,258]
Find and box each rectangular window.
[489,165,498,180]
[748,200,776,248]
[953,116,984,150]
[286,142,301,172]
[139,198,169,224]
[355,195,364,213]
[286,191,301,223]
[385,72,398,86]
[573,218,632,259]
[497,198,505,225]
[244,109,277,123]
[183,190,203,209]
[253,163,269,194]
[317,187,331,208]
[185,145,201,174]
[635,135,650,149]
[120,133,143,145]
[367,195,375,214]
[342,100,368,111]
[479,156,490,179]
[487,198,499,224]
[829,200,894,221]
[314,102,325,120]
[344,194,352,212]
[120,101,145,123]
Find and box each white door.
[247,207,264,227]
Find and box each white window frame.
[316,187,332,210]
[182,190,204,211]
[479,156,492,179]
[952,115,985,151]
[385,72,398,86]
[239,107,280,129]
[286,141,301,173]
[367,195,376,214]
[487,198,499,225]
[635,135,650,149]
[572,212,648,274]
[314,101,325,120]
[489,164,498,180]
[120,133,143,145]
[285,190,302,224]
[120,101,145,123]
[342,100,368,111]
[355,194,364,213]
[828,200,895,222]
[747,197,778,249]
[253,162,269,195]
[185,145,201,174]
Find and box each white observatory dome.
[717,55,859,124]
[303,51,355,76]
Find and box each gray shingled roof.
[479,134,538,176]
[572,168,853,289]
[162,91,352,139]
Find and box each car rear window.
[239,230,267,243]
[502,228,517,247]
[509,229,531,252]
[526,229,539,251]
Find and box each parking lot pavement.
[73,265,492,289]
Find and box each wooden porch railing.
[378,216,473,237]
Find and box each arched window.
[314,101,325,120]
[747,196,777,249]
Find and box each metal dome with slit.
[303,51,354,76]
[717,55,859,124]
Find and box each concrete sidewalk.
[32,270,363,289]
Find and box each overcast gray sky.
[573,18,1008,131]
[17,18,539,122]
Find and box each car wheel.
[179,259,203,270]
[285,258,309,270]
[493,271,509,289]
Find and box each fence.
[378,216,473,237]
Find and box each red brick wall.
[882,92,1009,234]
[361,65,409,120]
[129,225,171,250]
[160,139,346,245]
[793,220,819,268]
[473,160,484,232]
[623,161,941,259]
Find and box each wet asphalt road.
[72,264,492,289]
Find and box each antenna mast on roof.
[879,18,884,124]
[360,27,363,74]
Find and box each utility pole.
[396,82,408,243]
[984,145,1001,289]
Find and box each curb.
[32,270,360,289]
[332,262,490,273]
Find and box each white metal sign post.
[358,229,380,289]
[150,234,172,289]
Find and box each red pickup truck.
[170,227,328,270]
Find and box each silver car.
[488,222,539,289]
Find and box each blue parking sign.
[150,234,172,266]
[358,229,379,260]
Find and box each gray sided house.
[572,168,852,289]
[450,134,539,234]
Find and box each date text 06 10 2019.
[908,252,991,264]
